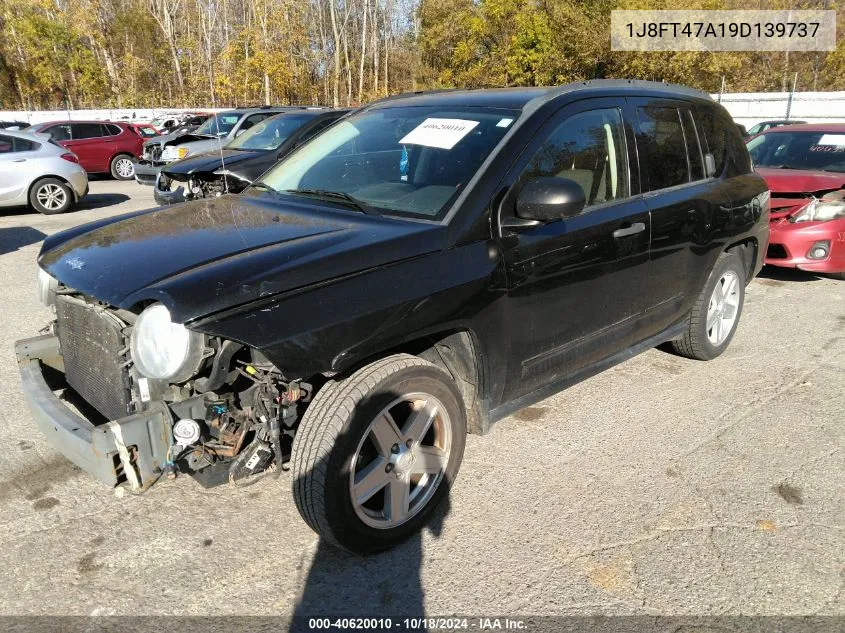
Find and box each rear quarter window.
[695,104,752,177]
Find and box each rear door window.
[45,124,72,142]
[636,106,690,191]
[71,123,105,139]
[521,108,630,209]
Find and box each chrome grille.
[55,296,131,421]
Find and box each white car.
[0,129,88,214]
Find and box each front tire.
[291,354,466,554]
[29,178,73,214]
[671,251,746,360]
[110,154,135,180]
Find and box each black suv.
[17,81,768,554]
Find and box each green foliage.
[0,0,843,110]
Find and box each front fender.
[191,241,500,380]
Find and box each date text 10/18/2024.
[307,618,528,630]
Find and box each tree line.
[0,0,842,111]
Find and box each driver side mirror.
[235,129,246,137]
[516,176,586,222]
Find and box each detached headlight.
[792,198,845,223]
[37,267,58,307]
[130,303,204,382]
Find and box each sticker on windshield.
[816,134,845,147]
[497,118,514,128]
[399,118,480,150]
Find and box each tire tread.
[671,251,740,360]
[291,354,439,548]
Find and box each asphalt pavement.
[0,179,842,617]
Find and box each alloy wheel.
[706,270,740,345]
[350,392,452,529]
[36,184,67,211]
[115,157,135,178]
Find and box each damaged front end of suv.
[16,191,450,509]
[154,156,260,205]
[20,292,309,490]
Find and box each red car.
[28,120,144,180]
[747,123,845,279]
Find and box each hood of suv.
[39,195,445,323]
[162,148,265,176]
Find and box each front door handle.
[12,158,26,163]
[613,222,646,238]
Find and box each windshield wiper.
[284,189,380,215]
[249,182,283,197]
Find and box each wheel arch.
[319,328,489,435]
[109,151,136,166]
[27,175,78,204]
[725,237,759,283]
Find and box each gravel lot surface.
[0,179,842,617]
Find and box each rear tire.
[671,251,746,361]
[29,178,73,214]
[291,354,466,554]
[827,272,845,281]
[110,154,135,180]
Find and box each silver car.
[0,130,88,214]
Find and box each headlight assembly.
[130,303,204,382]
[37,267,58,307]
[792,197,845,223]
[161,146,188,161]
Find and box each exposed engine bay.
[157,170,250,202]
[47,291,315,489]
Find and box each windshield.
[227,114,315,150]
[257,106,519,219]
[747,130,845,173]
[195,113,241,137]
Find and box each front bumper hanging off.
[15,335,172,491]
[134,160,165,186]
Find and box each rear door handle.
[12,158,26,163]
[613,222,646,238]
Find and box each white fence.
[713,91,845,126]
[0,108,222,126]
[4,91,845,127]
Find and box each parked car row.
[151,108,349,204]
[134,106,332,187]
[16,81,772,554]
